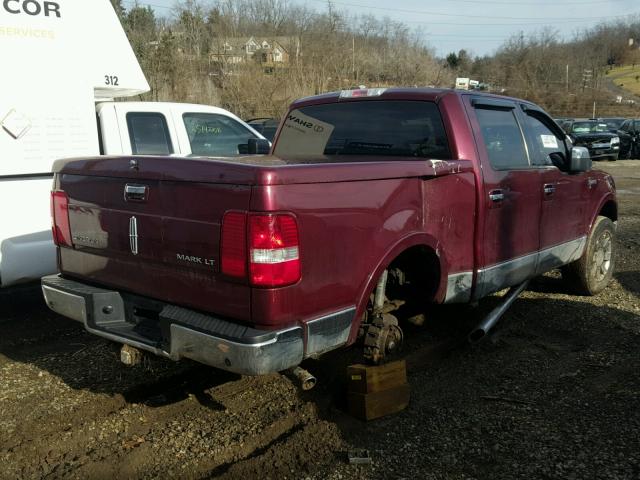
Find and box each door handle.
[543,183,556,195]
[489,190,504,202]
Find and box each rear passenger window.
[126,112,173,155]
[524,115,566,167]
[475,108,529,170]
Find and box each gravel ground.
[1,161,638,480]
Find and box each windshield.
[602,119,624,130]
[248,119,279,142]
[571,122,609,134]
[183,113,259,156]
[273,100,450,159]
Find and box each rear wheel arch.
[348,234,447,344]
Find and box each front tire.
[561,216,615,295]
[607,154,618,161]
[620,147,631,160]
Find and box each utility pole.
[592,101,596,119]
[352,37,355,81]
[566,64,569,92]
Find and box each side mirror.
[248,138,271,154]
[569,146,592,173]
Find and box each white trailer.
[0,0,148,287]
[0,1,267,287]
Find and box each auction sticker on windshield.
[273,110,334,156]
[541,134,558,149]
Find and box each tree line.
[111,0,640,118]
[111,0,446,118]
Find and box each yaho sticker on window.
[273,110,334,156]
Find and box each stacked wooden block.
[347,360,410,421]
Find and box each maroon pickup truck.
[42,88,617,375]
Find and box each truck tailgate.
[57,165,252,322]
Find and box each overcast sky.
[122,0,638,57]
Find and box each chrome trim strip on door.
[473,236,587,300]
[474,251,537,300]
[535,236,586,275]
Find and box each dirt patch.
[1,162,639,479]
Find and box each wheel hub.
[592,230,612,282]
[363,313,404,365]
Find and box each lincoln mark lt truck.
[42,88,617,374]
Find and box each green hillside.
[608,65,640,97]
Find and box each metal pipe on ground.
[289,366,317,390]
[468,281,529,344]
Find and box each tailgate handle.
[124,184,148,202]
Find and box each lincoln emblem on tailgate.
[129,216,138,255]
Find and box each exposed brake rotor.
[363,313,404,364]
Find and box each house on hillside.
[210,36,298,71]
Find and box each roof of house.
[213,36,295,54]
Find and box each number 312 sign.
[105,75,119,86]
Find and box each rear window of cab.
[273,101,451,159]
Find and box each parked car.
[561,120,620,161]
[246,117,280,142]
[43,88,616,375]
[553,117,573,126]
[597,117,633,159]
[98,102,267,158]
[617,118,640,159]
[598,117,627,131]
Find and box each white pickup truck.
[0,0,266,287]
[96,102,266,157]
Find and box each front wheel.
[607,154,618,161]
[561,216,615,295]
[620,147,631,160]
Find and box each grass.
[607,64,640,97]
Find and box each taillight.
[221,211,247,278]
[249,214,300,287]
[220,211,301,287]
[51,191,73,247]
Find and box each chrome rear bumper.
[42,275,354,375]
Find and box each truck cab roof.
[290,87,532,109]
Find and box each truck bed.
[53,155,474,327]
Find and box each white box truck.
[0,0,267,287]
